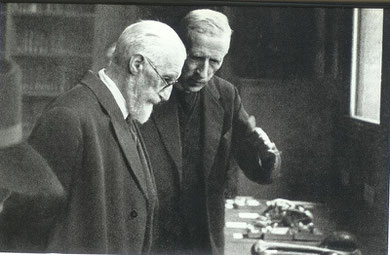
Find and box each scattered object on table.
[246,224,294,241]
[226,196,260,208]
[246,223,263,239]
[225,202,234,209]
[251,231,362,255]
[262,227,294,241]
[233,233,244,239]
[262,199,314,231]
[252,215,271,228]
[226,199,234,205]
[266,198,295,209]
[240,198,324,241]
[239,212,261,219]
[247,199,260,206]
[246,222,323,241]
[225,221,249,229]
[266,198,316,209]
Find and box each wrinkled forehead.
[188,33,230,57]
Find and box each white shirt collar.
[98,69,129,119]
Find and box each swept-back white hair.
[112,20,186,68]
[179,9,232,46]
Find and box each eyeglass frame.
[144,56,178,92]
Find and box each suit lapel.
[202,81,224,177]
[80,71,149,200]
[111,121,149,200]
[152,91,183,183]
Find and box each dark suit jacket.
[2,71,157,254]
[141,76,280,255]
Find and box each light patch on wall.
[350,8,383,124]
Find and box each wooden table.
[224,197,337,255]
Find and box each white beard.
[128,90,153,124]
[126,78,157,124]
[132,103,153,124]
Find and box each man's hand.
[247,116,278,156]
[247,116,281,177]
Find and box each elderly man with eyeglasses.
[141,9,281,255]
[1,20,186,254]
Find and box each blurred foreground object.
[0,57,64,198]
[0,56,22,148]
[251,231,361,255]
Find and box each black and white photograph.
[0,1,388,255]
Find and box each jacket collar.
[152,89,183,182]
[80,71,124,122]
[202,77,224,177]
[80,71,151,201]
[98,68,128,119]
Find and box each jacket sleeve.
[231,87,281,184]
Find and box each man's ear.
[128,54,145,75]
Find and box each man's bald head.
[107,20,186,124]
[112,20,186,70]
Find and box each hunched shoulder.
[210,75,239,102]
[49,84,99,116]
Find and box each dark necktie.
[126,117,139,143]
[125,116,156,200]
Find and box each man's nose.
[159,85,173,102]
[196,60,209,79]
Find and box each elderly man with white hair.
[141,9,281,255]
[1,20,186,254]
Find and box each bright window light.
[350,8,383,124]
